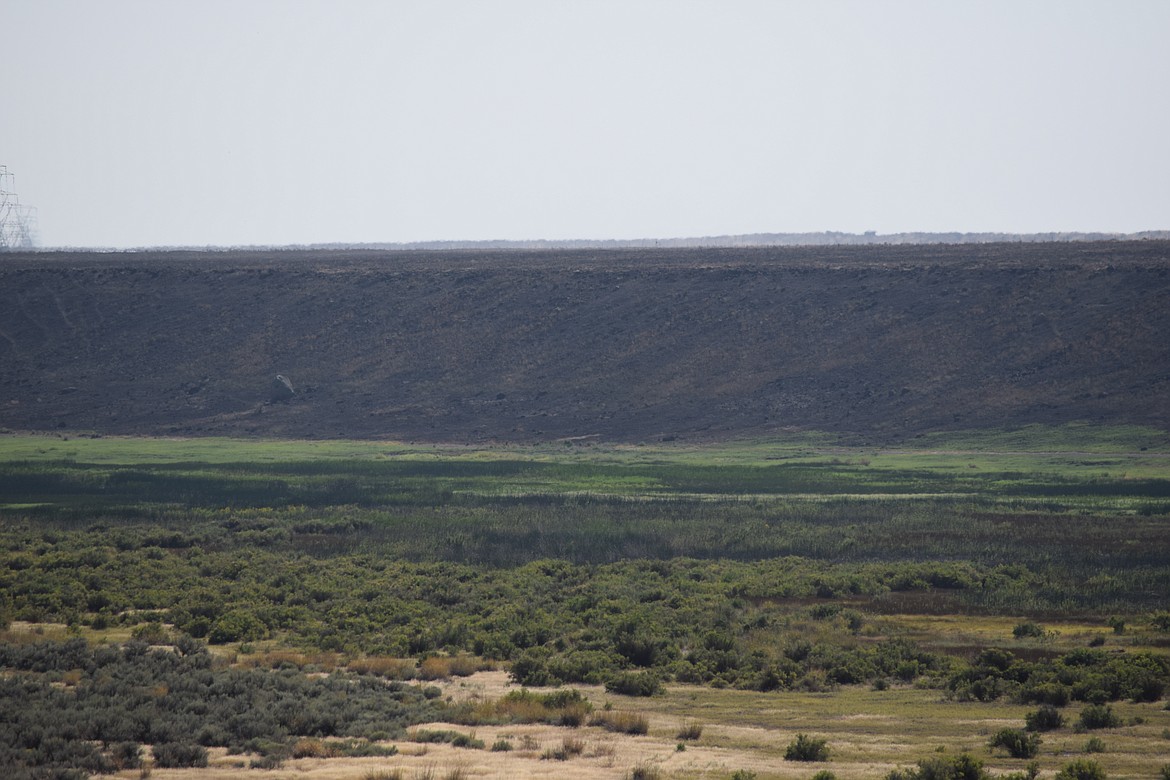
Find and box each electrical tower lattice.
[0,165,37,249]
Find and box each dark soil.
[1,241,1168,443]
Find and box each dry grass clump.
[587,740,617,766]
[417,656,454,680]
[784,733,830,762]
[416,654,493,680]
[563,736,586,755]
[362,770,404,780]
[347,655,416,679]
[589,710,650,735]
[443,764,469,780]
[393,765,467,780]
[542,736,587,760]
[451,688,592,726]
[627,763,661,780]
[676,719,704,740]
[292,737,337,759]
[0,626,69,644]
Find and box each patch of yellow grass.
[347,655,416,679]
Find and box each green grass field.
[4,424,1169,507]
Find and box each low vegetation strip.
[0,430,1168,778]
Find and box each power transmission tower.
[0,165,37,249]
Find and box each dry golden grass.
[589,710,650,735]
[417,655,495,681]
[347,655,417,679]
[1,622,73,642]
[455,691,591,727]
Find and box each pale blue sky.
[2,0,1168,248]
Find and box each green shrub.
[291,737,330,758]
[605,670,663,696]
[130,621,169,644]
[885,754,987,780]
[1132,675,1166,703]
[451,732,483,749]
[1013,622,1046,639]
[785,733,830,762]
[989,728,1040,758]
[840,609,864,633]
[1025,704,1065,732]
[1001,762,1040,780]
[152,743,208,768]
[1078,704,1120,730]
[110,741,142,770]
[1083,736,1105,753]
[207,609,265,644]
[1055,759,1106,780]
[1021,682,1070,707]
[508,649,554,686]
[939,753,986,780]
[330,740,397,758]
[409,729,484,749]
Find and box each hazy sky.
[3,1,1169,248]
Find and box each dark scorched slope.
[1,242,1168,442]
